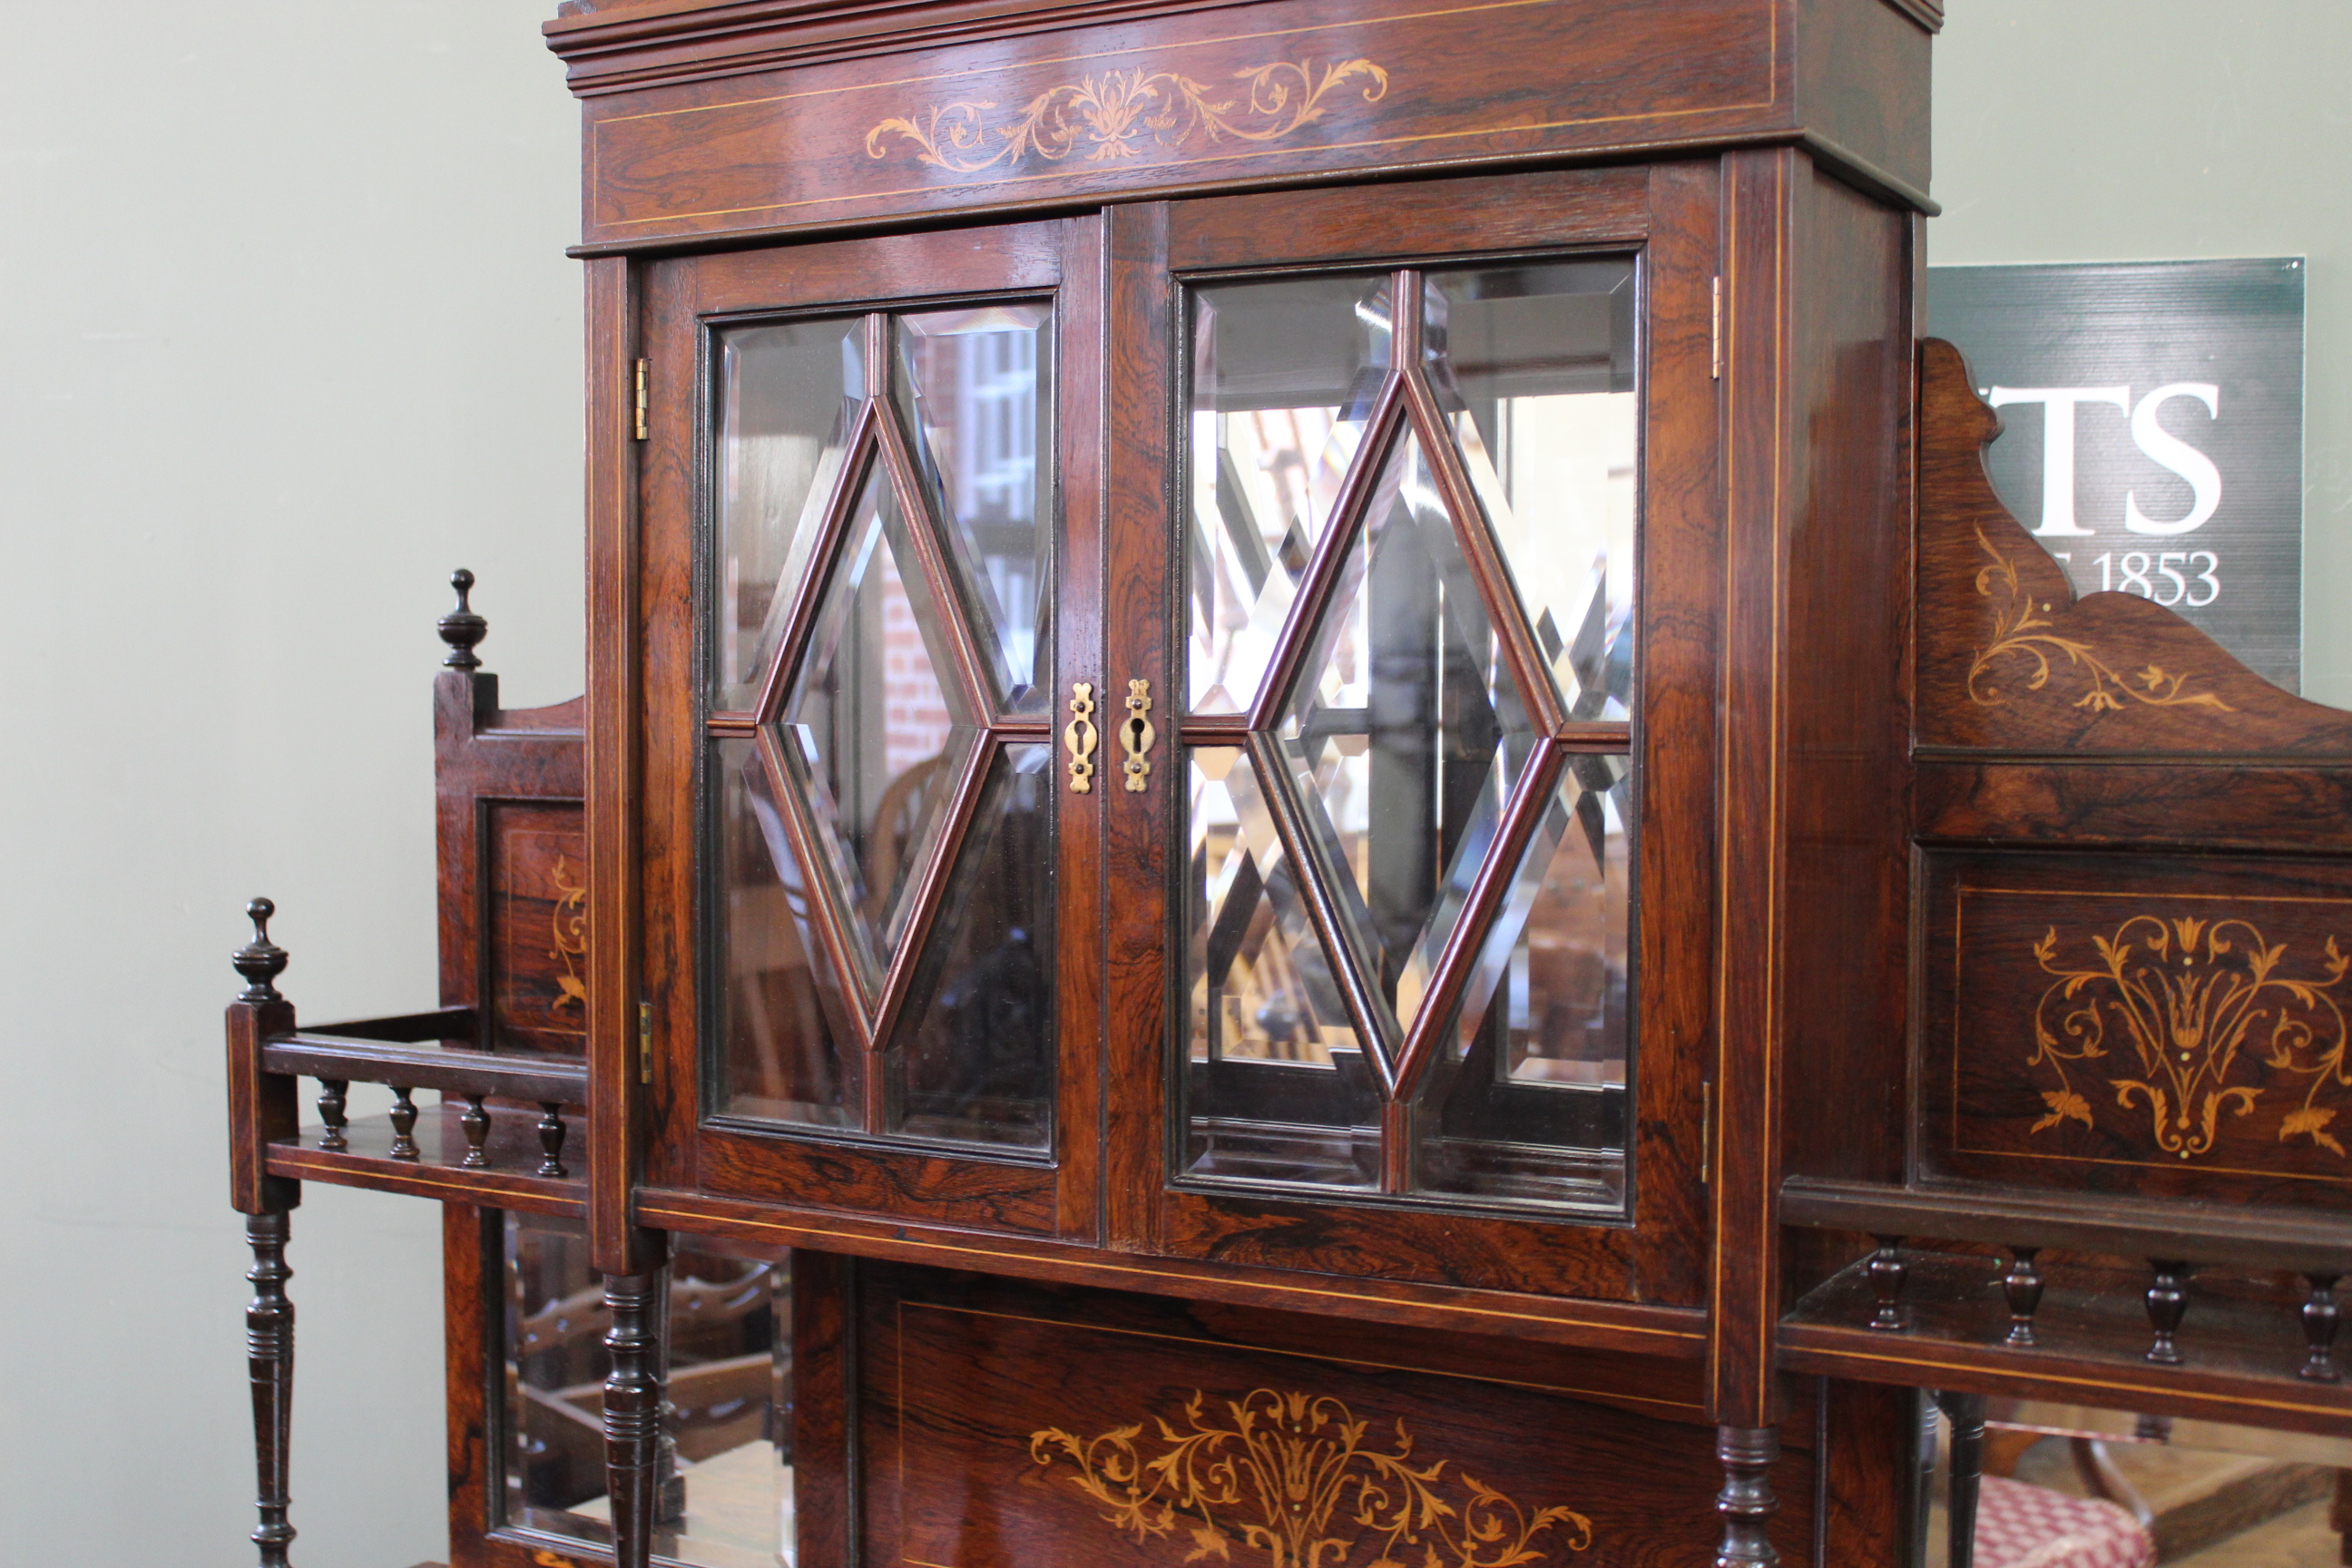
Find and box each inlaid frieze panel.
[579,0,1797,245]
[857,1264,1827,1566]
[1920,848,2352,1207]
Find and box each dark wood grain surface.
[858,1262,1831,1568]
[1917,848,2352,1209]
[557,0,1931,250]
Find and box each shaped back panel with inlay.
[1911,338,2352,1210]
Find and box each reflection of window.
[502,1212,797,1567]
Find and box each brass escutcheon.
[1064,681,1099,794]
[1121,679,1156,794]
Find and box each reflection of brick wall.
[880,548,952,779]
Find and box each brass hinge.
[632,358,649,442]
[638,1000,653,1083]
[1710,277,1722,381]
[1700,1079,1713,1185]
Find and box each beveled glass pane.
[886,742,1055,1149]
[715,317,867,711]
[1410,755,1632,1212]
[1181,746,1379,1191]
[893,305,1054,714]
[779,464,981,983]
[1276,430,1538,1044]
[503,1213,799,1566]
[1187,273,1393,715]
[715,739,850,1129]
[1426,260,1638,721]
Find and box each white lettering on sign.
[1984,386,2130,536]
[2124,382,2222,534]
[1984,383,2223,539]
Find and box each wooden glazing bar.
[1240,374,1407,736]
[1240,728,1399,1094]
[1389,744,1568,1100]
[874,383,996,724]
[750,722,877,1053]
[1397,328,1570,740]
[746,400,882,727]
[864,729,995,1074]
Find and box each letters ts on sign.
[1986,384,2221,538]
[1927,260,2305,691]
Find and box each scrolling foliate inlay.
[2027,916,2351,1160]
[1030,1388,1591,1567]
[550,854,587,1014]
[866,58,1389,173]
[1967,528,2234,717]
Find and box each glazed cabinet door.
[639,218,1103,1241]
[1104,168,1722,1302]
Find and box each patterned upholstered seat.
[1975,1475,2158,1568]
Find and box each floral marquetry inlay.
[549,853,587,1014]
[2027,916,2352,1161]
[1030,1388,1592,1567]
[1966,528,2234,717]
[866,58,1389,172]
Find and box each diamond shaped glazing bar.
[1397,349,1571,740]
[750,722,881,1051]
[872,382,999,730]
[1271,424,1542,1070]
[735,396,881,729]
[1238,374,1408,737]
[1241,730,1402,1096]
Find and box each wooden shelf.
[1782,1252,2352,1437]
[266,1107,584,1217]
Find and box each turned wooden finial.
[438,568,488,670]
[233,897,289,1004]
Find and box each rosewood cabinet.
[254,3,2352,1566]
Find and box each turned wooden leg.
[245,1211,296,1568]
[1937,1391,1987,1568]
[603,1271,663,1568]
[1715,1425,1779,1566]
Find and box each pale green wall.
[0,5,581,1564]
[1931,0,2352,706]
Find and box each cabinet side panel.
[1779,164,1912,1192]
